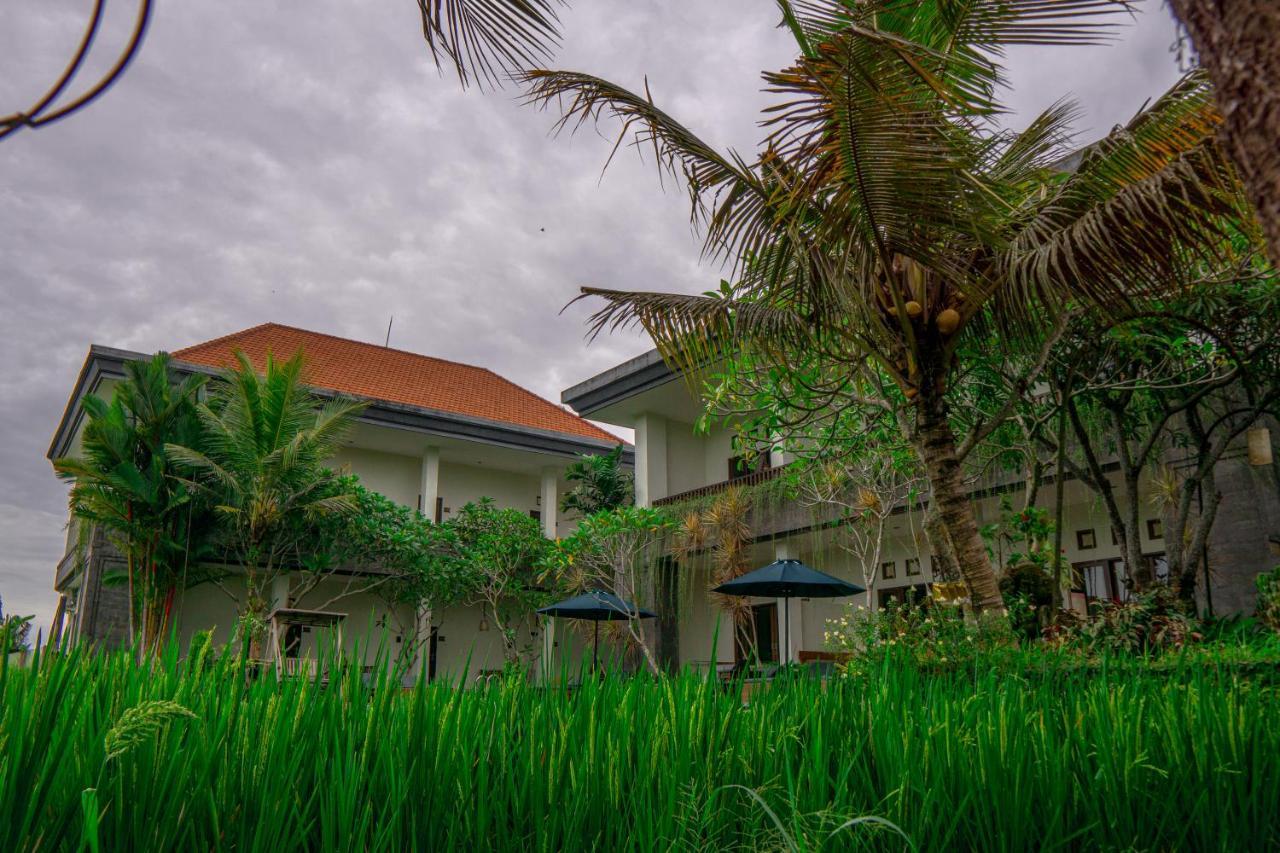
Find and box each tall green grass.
[2,642,1277,851]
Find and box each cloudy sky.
[0,1,1184,632]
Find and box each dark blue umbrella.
[713,559,865,663]
[537,589,656,672]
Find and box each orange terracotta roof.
[173,323,622,445]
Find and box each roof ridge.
[177,321,489,373]
[172,321,277,357]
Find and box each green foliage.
[559,445,633,516]
[544,506,673,581]
[301,476,468,612]
[825,599,1019,676]
[5,641,1280,850]
[165,351,366,638]
[1258,566,1280,633]
[449,499,552,663]
[1049,587,1201,656]
[0,595,32,654]
[543,506,674,672]
[981,498,1056,571]
[53,353,211,646]
[998,561,1055,641]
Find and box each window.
[529,510,541,522]
[880,560,896,580]
[905,557,921,576]
[1147,518,1163,540]
[878,584,930,609]
[1076,529,1097,550]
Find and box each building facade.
[562,349,1280,671]
[48,324,629,680]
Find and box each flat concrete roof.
[561,348,676,417]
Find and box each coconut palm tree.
[54,353,207,649]
[1165,1,1280,269]
[166,351,365,650]
[519,0,1257,612]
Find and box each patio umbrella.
[537,589,656,673]
[713,559,865,664]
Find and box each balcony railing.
[653,463,789,507]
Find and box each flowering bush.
[824,598,1017,675]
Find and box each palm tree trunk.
[1167,0,1280,267]
[915,393,1005,613]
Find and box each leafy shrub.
[824,598,1017,674]
[999,560,1054,641]
[1256,565,1280,633]
[1056,586,1201,655]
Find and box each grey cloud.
[0,0,1182,633]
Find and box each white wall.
[436,460,539,520]
[665,419,706,496]
[329,446,421,509]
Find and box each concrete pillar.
[769,431,790,468]
[774,541,804,663]
[540,467,559,539]
[634,413,668,508]
[270,574,291,612]
[421,446,440,521]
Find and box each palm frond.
[577,287,812,376]
[998,71,1251,327]
[519,70,791,269]
[418,0,563,89]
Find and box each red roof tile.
[173,323,621,445]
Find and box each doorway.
[736,602,778,664]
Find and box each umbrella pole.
[783,596,790,665]
[593,620,599,676]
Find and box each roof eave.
[561,348,677,418]
[49,348,633,465]
[47,345,149,461]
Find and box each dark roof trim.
[47,345,137,460]
[49,346,634,465]
[561,348,677,417]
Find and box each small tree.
[298,477,469,671]
[0,595,33,655]
[1033,276,1280,604]
[560,445,633,516]
[543,506,674,675]
[670,488,759,662]
[449,499,551,666]
[54,353,210,651]
[166,351,365,653]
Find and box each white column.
[634,413,668,508]
[420,446,440,521]
[270,574,291,612]
[769,432,791,468]
[774,541,804,663]
[540,467,559,538]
